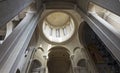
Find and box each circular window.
[42,12,75,43]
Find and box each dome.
[42,12,75,43]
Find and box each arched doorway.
[47,47,71,73]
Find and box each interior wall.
[29,5,103,73]
[79,21,120,73]
[0,0,33,27]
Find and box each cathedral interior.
[0,0,120,73]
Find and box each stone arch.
[47,46,71,73]
[73,47,80,54]
[38,47,44,52]
[48,46,71,54]
[78,21,88,47]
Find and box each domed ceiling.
[46,12,70,27]
[42,12,75,43]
